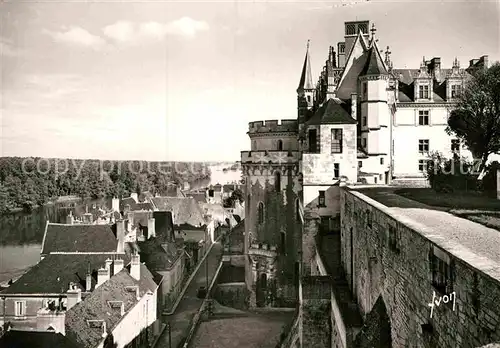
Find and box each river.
[0,164,241,286]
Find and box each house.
[135,211,185,311]
[199,202,238,242]
[0,329,80,348]
[150,197,208,265]
[40,221,128,260]
[64,254,162,348]
[206,183,223,204]
[0,253,129,330]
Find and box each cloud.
[43,26,106,49]
[0,37,20,57]
[102,17,209,44]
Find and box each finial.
[307,39,310,51]
[370,23,376,38]
[453,57,460,68]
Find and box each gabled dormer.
[414,56,433,102]
[446,57,463,101]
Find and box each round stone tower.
[241,119,303,308]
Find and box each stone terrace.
[341,186,500,347]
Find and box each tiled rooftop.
[0,330,81,348]
[1,253,129,294]
[65,263,159,348]
[41,223,118,255]
[151,197,206,228]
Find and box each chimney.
[481,55,489,68]
[130,192,138,203]
[101,321,107,338]
[113,259,124,275]
[66,211,74,225]
[112,197,120,212]
[85,261,92,292]
[124,204,131,216]
[431,57,441,82]
[130,252,141,281]
[105,258,113,273]
[148,217,156,239]
[96,267,110,288]
[116,219,125,253]
[66,283,82,310]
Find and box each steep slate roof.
[41,223,118,255]
[151,197,206,228]
[298,43,314,91]
[307,98,357,125]
[186,192,207,203]
[120,198,154,212]
[0,330,81,348]
[360,45,388,76]
[1,253,129,294]
[137,238,180,270]
[65,263,159,348]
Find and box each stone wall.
[213,283,248,310]
[341,188,500,348]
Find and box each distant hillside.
[0,157,211,214]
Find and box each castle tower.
[242,120,302,308]
[297,40,315,125]
[358,38,392,184]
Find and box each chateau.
[241,19,500,348]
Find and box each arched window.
[277,140,283,151]
[258,202,264,225]
[275,172,281,192]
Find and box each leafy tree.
[447,62,500,175]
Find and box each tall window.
[334,163,340,178]
[451,139,460,152]
[275,172,281,192]
[388,226,400,253]
[431,251,453,294]
[308,129,318,153]
[380,157,384,165]
[277,140,283,151]
[14,301,25,317]
[418,159,429,172]
[418,110,429,125]
[419,139,429,154]
[257,202,264,225]
[318,191,326,207]
[362,82,368,100]
[358,161,363,168]
[451,85,461,98]
[362,138,367,148]
[362,116,367,127]
[331,129,343,153]
[419,85,430,99]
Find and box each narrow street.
[155,241,223,348]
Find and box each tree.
[446,62,500,176]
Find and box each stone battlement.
[241,150,300,164]
[248,119,298,135]
[249,243,277,258]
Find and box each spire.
[384,46,393,71]
[297,40,314,94]
[421,56,426,68]
[453,57,460,68]
[369,23,377,45]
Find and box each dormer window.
[419,85,430,99]
[451,85,462,99]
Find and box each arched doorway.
[256,272,268,307]
[277,140,283,151]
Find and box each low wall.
[341,188,500,347]
[213,282,248,310]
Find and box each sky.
[1,0,499,162]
